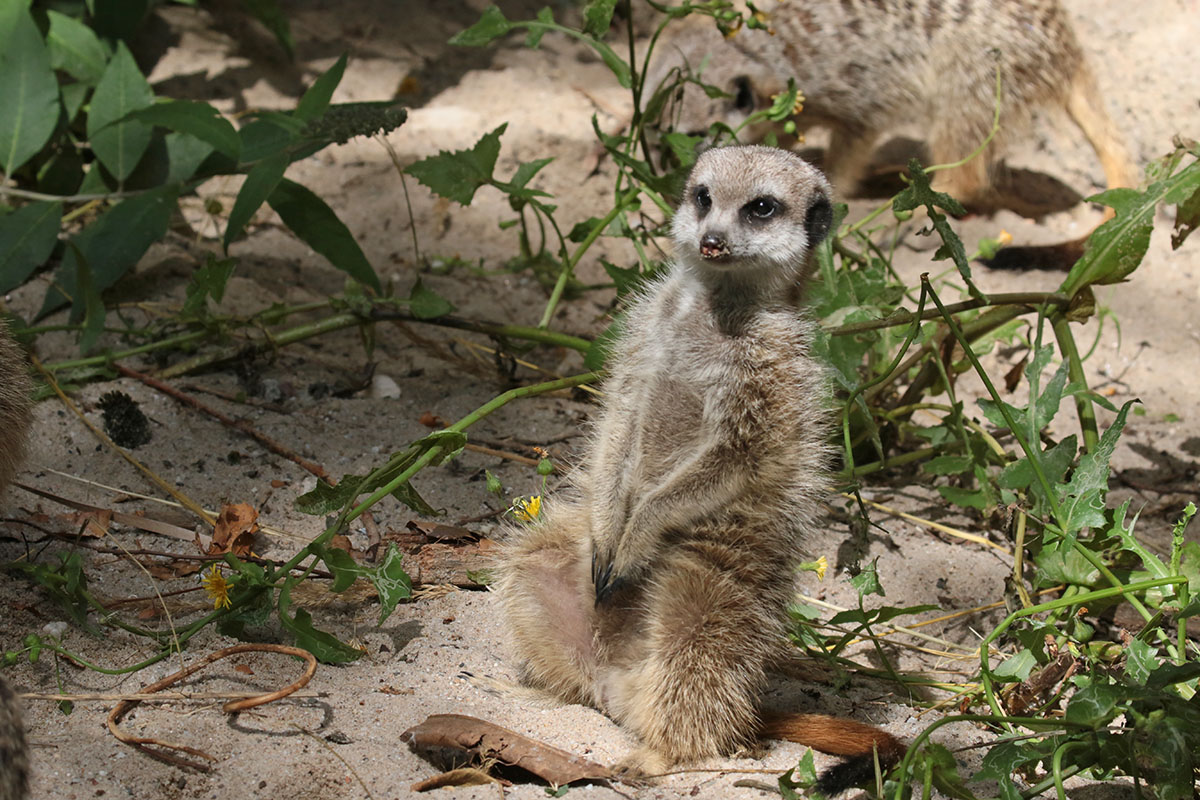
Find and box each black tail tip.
[816,756,885,797]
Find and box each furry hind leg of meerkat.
[0,320,33,800]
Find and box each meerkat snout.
[699,232,731,260]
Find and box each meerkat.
[648,0,1136,265]
[494,145,903,793]
[0,320,32,800]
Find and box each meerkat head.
[672,146,833,292]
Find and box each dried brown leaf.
[402,713,611,786]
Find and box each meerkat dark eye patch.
[804,196,833,245]
[741,195,781,224]
[732,76,755,113]
[694,185,712,214]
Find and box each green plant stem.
[925,278,1156,623]
[826,292,1070,338]
[976,576,1183,722]
[1050,312,1099,453]
[267,371,601,584]
[42,641,175,675]
[41,330,211,372]
[538,188,639,328]
[371,310,591,352]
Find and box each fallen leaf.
[402,714,612,786]
[405,520,479,543]
[418,411,446,428]
[234,664,254,675]
[207,503,259,557]
[411,768,504,791]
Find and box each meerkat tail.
[760,711,906,795]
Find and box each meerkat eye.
[742,196,780,223]
[694,185,712,213]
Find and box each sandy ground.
[1,1,1198,798]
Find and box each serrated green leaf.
[294,475,364,516]
[46,9,109,84]
[938,484,989,510]
[848,559,883,598]
[126,100,240,160]
[922,454,972,476]
[408,278,454,318]
[600,259,644,299]
[0,201,61,294]
[449,6,514,47]
[224,151,288,249]
[87,41,155,182]
[1057,400,1135,534]
[581,0,617,36]
[40,187,176,319]
[295,53,347,122]
[507,156,554,192]
[973,742,1029,800]
[1123,637,1156,686]
[267,178,381,291]
[0,2,61,175]
[280,607,363,663]
[405,124,507,206]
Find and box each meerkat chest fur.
[585,146,835,599]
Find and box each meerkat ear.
[805,196,833,246]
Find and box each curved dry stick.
[107,643,319,770]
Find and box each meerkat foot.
[612,746,672,782]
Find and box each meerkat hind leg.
[607,546,772,777]
[497,509,597,705]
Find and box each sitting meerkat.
[648,0,1136,265]
[0,320,32,800]
[495,145,902,792]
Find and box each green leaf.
[448,6,514,47]
[240,0,295,59]
[584,313,624,371]
[506,156,554,193]
[280,607,363,663]
[295,53,347,122]
[41,187,176,318]
[372,543,413,624]
[581,0,617,37]
[391,481,438,516]
[0,2,61,175]
[87,41,155,182]
[266,178,381,291]
[848,559,883,599]
[405,124,507,206]
[938,484,990,511]
[224,151,288,249]
[413,429,467,465]
[1064,683,1121,728]
[893,159,977,292]
[408,278,454,318]
[0,201,61,294]
[163,131,215,185]
[183,256,236,315]
[1123,637,1156,686]
[294,475,364,516]
[992,648,1036,681]
[71,243,106,352]
[46,9,109,84]
[126,100,240,160]
[1057,400,1135,534]
[1063,153,1200,293]
[922,454,971,476]
[237,117,297,164]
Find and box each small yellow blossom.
[511,495,542,523]
[797,555,827,581]
[997,229,1014,246]
[202,564,231,609]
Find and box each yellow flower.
[997,229,1014,246]
[202,564,231,609]
[511,495,542,523]
[798,555,827,581]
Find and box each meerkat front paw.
[590,544,645,605]
[612,746,671,782]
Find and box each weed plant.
[1,1,1199,796]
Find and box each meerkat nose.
[700,232,731,260]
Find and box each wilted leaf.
[207,503,259,557]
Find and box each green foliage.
[0,8,405,341]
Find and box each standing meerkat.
[495,145,903,792]
[650,0,1135,263]
[0,321,32,800]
